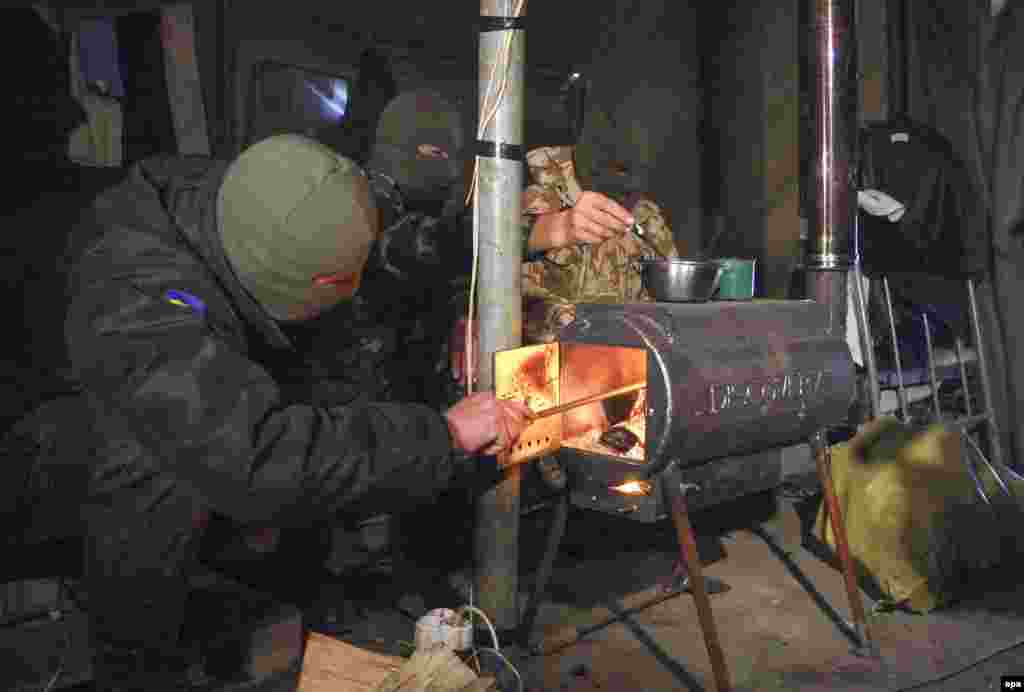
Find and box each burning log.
[599,426,640,454]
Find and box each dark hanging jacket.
[858,116,990,280]
[62,155,466,527]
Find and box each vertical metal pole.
[474,0,525,631]
[922,313,943,421]
[967,278,1006,473]
[956,338,974,417]
[882,278,909,420]
[851,264,881,418]
[805,0,857,346]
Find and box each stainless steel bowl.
[637,258,723,302]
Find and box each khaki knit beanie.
[217,134,378,320]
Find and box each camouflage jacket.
[520,146,678,342]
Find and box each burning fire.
[562,387,647,460]
[611,480,652,496]
[557,345,648,461]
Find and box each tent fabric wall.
[220,1,702,255]
[116,10,178,163]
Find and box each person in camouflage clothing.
[519,144,678,342]
[450,96,682,379]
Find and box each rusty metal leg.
[663,467,732,692]
[809,430,876,656]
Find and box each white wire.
[457,604,499,651]
[476,647,524,692]
[42,580,71,692]
[456,604,524,692]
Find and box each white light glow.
[306,79,349,120]
[611,480,652,496]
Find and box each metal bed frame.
[849,256,1019,505]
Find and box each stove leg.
[809,430,877,657]
[519,491,569,648]
[657,559,689,593]
[663,468,733,692]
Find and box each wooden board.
[297,633,402,692]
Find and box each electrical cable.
[456,604,524,692]
[41,578,71,692]
[894,639,1024,691]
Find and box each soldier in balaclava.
[356,89,476,408]
[46,133,529,690]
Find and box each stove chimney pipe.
[804,0,858,335]
[473,0,526,630]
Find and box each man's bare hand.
[527,190,635,253]
[445,393,533,455]
[561,191,634,245]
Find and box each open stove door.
[495,343,562,466]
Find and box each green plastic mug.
[714,258,756,300]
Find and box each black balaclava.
[369,89,466,215]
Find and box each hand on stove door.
[444,392,532,456]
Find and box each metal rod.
[922,313,943,421]
[882,278,909,420]
[951,413,997,433]
[964,431,1016,502]
[967,278,1006,472]
[961,434,993,507]
[851,265,881,418]
[956,337,973,417]
[532,586,687,656]
[809,430,875,656]
[473,0,526,630]
[663,466,733,692]
[519,491,569,647]
[525,382,646,421]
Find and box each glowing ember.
[563,410,646,461]
[611,480,652,495]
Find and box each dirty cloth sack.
[815,417,1024,612]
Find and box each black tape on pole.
[475,140,524,161]
[478,16,526,32]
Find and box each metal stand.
[662,464,733,692]
[808,430,876,656]
[860,275,1009,501]
[519,459,569,648]
[851,265,881,419]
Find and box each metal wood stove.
[497,299,857,518]
[498,299,862,691]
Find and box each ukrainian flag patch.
[165,289,207,316]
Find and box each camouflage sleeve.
[522,213,544,262]
[631,198,678,259]
[521,182,564,262]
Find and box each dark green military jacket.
[63,156,463,525]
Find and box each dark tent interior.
[3,2,1024,691]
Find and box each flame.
[611,480,652,496]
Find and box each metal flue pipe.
[473,0,526,630]
[805,0,858,337]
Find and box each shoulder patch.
[165,289,207,316]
